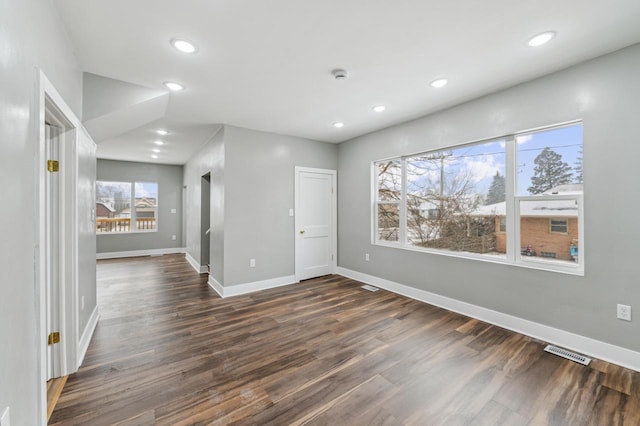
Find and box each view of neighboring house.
[470,184,581,261]
[95,201,115,218]
[95,198,158,233]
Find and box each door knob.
[300,230,305,234]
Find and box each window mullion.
[400,158,407,246]
[130,182,136,232]
[505,135,517,263]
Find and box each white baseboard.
[208,275,224,297]
[337,267,640,372]
[97,247,185,259]
[208,274,298,298]
[77,305,99,369]
[185,252,208,273]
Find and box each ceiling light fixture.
[170,38,197,53]
[372,105,386,112]
[333,122,345,128]
[151,155,158,159]
[527,31,556,47]
[152,148,161,153]
[430,78,448,88]
[154,140,164,146]
[156,129,168,136]
[163,81,184,91]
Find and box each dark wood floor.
[50,254,639,425]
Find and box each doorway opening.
[37,72,80,424]
[201,173,211,273]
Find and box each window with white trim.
[550,219,568,234]
[96,181,158,233]
[373,122,583,274]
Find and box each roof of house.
[470,199,578,218]
[96,201,115,212]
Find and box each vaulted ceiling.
[55,0,640,165]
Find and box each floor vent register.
[544,344,591,366]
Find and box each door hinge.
[47,160,59,172]
[331,187,334,194]
[332,254,334,261]
[48,332,60,345]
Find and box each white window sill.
[96,230,158,236]
[372,241,584,276]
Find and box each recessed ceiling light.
[372,105,386,112]
[333,122,345,128]
[156,129,168,136]
[430,78,448,88]
[152,148,161,153]
[151,155,158,159]
[527,31,556,47]
[154,140,164,146]
[163,81,184,91]
[170,38,197,54]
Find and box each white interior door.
[295,167,337,281]
[45,123,62,380]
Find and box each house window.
[550,219,568,233]
[96,181,158,233]
[372,122,583,275]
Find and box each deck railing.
[96,217,156,232]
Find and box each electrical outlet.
[250,258,256,268]
[172,235,177,241]
[617,304,631,321]
[289,208,294,217]
[1,407,10,426]
[365,253,370,261]
[170,208,177,214]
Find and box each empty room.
[2,0,640,425]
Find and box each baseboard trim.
[77,305,99,369]
[96,247,185,260]
[208,275,298,298]
[208,276,224,297]
[185,252,208,273]
[337,267,640,372]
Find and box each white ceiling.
[54,0,640,165]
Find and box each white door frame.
[294,166,337,282]
[36,70,79,424]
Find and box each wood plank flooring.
[47,375,68,421]
[50,254,640,425]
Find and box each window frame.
[371,121,584,275]
[549,218,569,234]
[96,180,159,235]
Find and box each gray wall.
[0,0,83,424]
[224,126,338,286]
[184,127,225,283]
[97,159,184,253]
[184,125,338,287]
[338,44,640,352]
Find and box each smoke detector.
[332,69,348,80]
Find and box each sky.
[96,181,158,200]
[516,124,583,195]
[404,123,583,198]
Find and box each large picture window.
[373,122,583,274]
[96,181,158,233]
